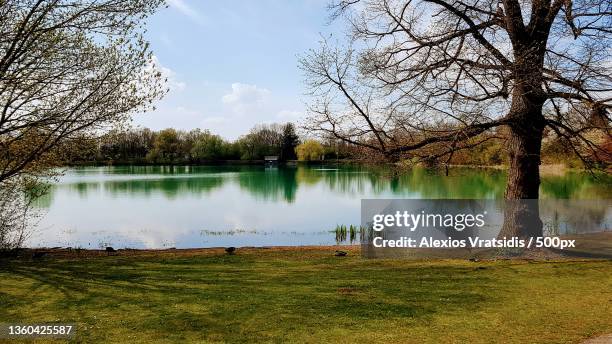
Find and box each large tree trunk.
[499,92,546,239]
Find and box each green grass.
[0,248,611,343]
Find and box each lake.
[30,165,612,249]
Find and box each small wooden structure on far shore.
[264,156,279,165]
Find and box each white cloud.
[167,0,205,25]
[222,83,271,114]
[149,55,186,92]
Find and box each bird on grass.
[335,250,348,257]
[225,247,236,255]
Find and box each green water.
[31,165,611,249]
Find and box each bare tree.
[0,0,167,184]
[301,0,611,237]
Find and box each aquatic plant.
[334,225,368,244]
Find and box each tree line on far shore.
[62,121,609,168]
[64,123,352,164]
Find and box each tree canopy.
[0,0,166,184]
[301,0,611,171]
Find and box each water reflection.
[37,165,612,205]
[238,167,299,202]
[30,165,612,249]
[541,200,611,235]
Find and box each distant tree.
[280,123,300,161]
[236,124,284,160]
[62,134,99,163]
[147,129,182,163]
[98,128,155,162]
[296,140,325,161]
[191,132,229,161]
[179,129,205,162]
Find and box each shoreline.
[60,161,607,174]
[4,244,609,261]
[2,245,360,259]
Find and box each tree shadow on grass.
[0,256,497,341]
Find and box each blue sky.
[133,0,342,139]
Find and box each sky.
[133,0,343,140]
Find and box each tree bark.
[505,118,544,200]
[499,90,546,239]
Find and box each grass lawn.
[0,247,611,343]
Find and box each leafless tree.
[301,0,611,237]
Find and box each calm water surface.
[31,165,612,249]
